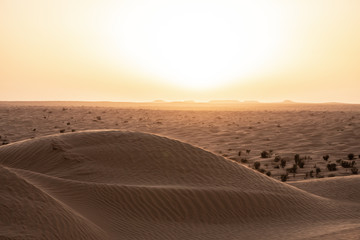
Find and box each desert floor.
[1,101,359,239]
[1,101,359,181]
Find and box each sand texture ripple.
[1,130,359,239]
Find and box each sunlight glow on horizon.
[106,1,285,89]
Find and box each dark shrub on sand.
[298,160,305,168]
[280,158,286,168]
[327,163,337,171]
[261,151,270,158]
[341,160,353,168]
[287,164,297,174]
[274,155,281,162]
[280,174,289,182]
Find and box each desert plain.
[0,101,359,239]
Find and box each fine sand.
[0,102,360,239]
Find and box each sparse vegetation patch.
[280,173,289,182]
[327,163,337,171]
[261,151,270,158]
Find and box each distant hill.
[209,100,240,104]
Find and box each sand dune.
[1,130,359,239]
[290,175,360,203]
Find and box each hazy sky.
[1,0,360,103]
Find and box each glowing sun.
[110,1,282,89]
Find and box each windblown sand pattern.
[1,130,359,239]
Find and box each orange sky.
[1,0,360,103]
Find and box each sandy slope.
[1,130,359,239]
[290,175,360,203]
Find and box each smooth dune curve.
[1,130,359,239]
[290,175,360,203]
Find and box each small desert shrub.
[309,170,314,178]
[280,158,287,168]
[323,155,330,161]
[59,129,65,133]
[266,171,272,177]
[254,161,261,170]
[246,149,251,154]
[298,161,305,168]
[258,168,266,174]
[348,153,355,160]
[294,154,305,168]
[240,158,248,163]
[336,159,342,164]
[280,173,289,182]
[351,167,358,174]
[274,165,280,169]
[328,174,336,177]
[341,160,352,168]
[327,163,337,171]
[274,155,281,162]
[96,116,102,120]
[238,151,242,156]
[287,164,297,174]
[261,151,270,158]
[316,167,321,175]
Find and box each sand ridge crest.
[1,130,360,239]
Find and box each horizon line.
[0,100,359,105]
